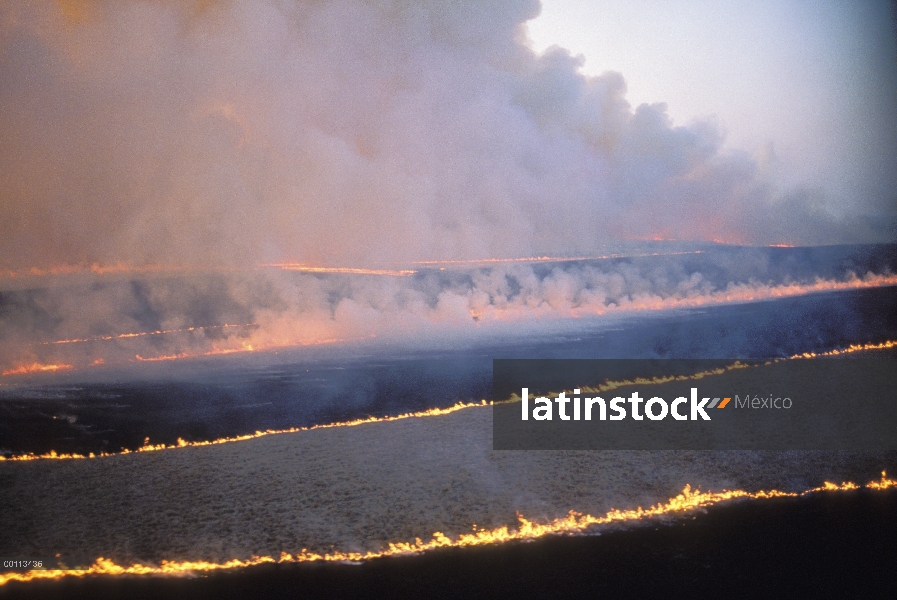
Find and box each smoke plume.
[1,0,892,275]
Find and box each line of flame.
[2,340,894,461]
[134,353,192,362]
[789,340,896,359]
[0,363,73,377]
[0,251,702,280]
[1,472,893,586]
[132,336,354,362]
[0,264,179,280]
[0,400,490,462]
[264,264,418,276]
[410,251,704,266]
[558,273,897,319]
[1,336,355,377]
[43,323,258,346]
[459,273,897,323]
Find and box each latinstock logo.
[520,388,733,421]
[492,358,895,451]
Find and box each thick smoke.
[1,0,892,275]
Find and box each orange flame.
[1,472,893,586]
[1,363,73,376]
[43,323,257,345]
[789,340,896,359]
[134,353,191,362]
[265,264,417,276]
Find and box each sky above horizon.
[527,0,897,219]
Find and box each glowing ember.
[0,472,893,586]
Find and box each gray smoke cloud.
[1,0,893,275]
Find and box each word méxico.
[520,388,728,421]
[734,395,793,409]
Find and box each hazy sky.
[527,0,897,217]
